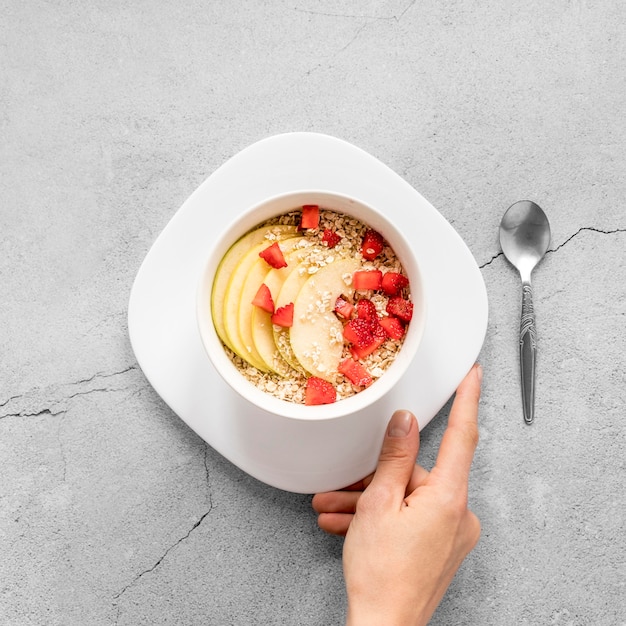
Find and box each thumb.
[364,410,419,510]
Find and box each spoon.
[499,200,551,424]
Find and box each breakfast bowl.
[196,190,426,422]
[128,132,488,493]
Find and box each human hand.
[312,363,483,626]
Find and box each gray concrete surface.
[2,1,625,624]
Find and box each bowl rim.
[196,188,426,421]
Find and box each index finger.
[432,363,482,488]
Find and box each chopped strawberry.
[353,270,383,291]
[350,319,386,359]
[386,296,414,322]
[343,318,374,348]
[252,283,274,313]
[381,271,409,296]
[350,334,386,360]
[338,358,373,387]
[300,205,320,229]
[361,229,384,260]
[305,377,337,405]
[259,242,287,269]
[334,296,354,319]
[271,302,294,327]
[355,298,377,321]
[379,315,406,340]
[321,229,342,248]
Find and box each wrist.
[345,603,429,626]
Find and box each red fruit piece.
[300,205,320,229]
[381,271,409,296]
[350,331,386,360]
[321,229,342,248]
[353,270,383,291]
[338,358,373,387]
[379,316,405,340]
[386,296,414,322]
[343,318,374,348]
[271,302,294,327]
[334,296,354,319]
[259,242,288,269]
[305,377,337,405]
[361,229,384,260]
[350,319,386,359]
[355,298,377,321]
[252,283,274,313]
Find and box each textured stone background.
[1,1,625,624]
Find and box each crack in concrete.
[112,445,214,615]
[547,226,626,255]
[297,0,415,81]
[479,226,625,269]
[0,365,138,421]
[294,0,415,22]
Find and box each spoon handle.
[520,281,537,424]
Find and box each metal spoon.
[499,200,551,424]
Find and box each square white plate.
[128,133,488,493]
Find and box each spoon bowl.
[500,201,551,281]
[499,200,551,424]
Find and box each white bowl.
[196,190,426,421]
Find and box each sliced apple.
[238,237,301,372]
[290,257,360,380]
[211,224,298,352]
[269,244,333,369]
[222,241,273,369]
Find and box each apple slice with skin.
[290,257,360,381]
[238,237,302,372]
[211,224,298,352]
[223,236,299,368]
[254,243,329,373]
[250,249,307,375]
[225,236,301,370]
[222,240,275,369]
[251,295,290,375]
[271,261,310,372]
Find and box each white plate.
[128,133,488,493]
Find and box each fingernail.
[387,410,413,437]
[475,362,483,383]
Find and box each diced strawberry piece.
[305,376,337,405]
[334,296,354,319]
[379,315,406,340]
[338,358,373,387]
[350,334,386,360]
[381,271,409,296]
[353,270,383,291]
[361,229,384,260]
[350,320,386,359]
[271,302,294,327]
[370,318,387,342]
[321,229,342,248]
[355,298,377,321]
[252,283,274,313]
[300,205,320,229]
[343,318,374,348]
[386,296,414,322]
[259,242,287,269]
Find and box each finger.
[343,474,375,491]
[317,512,353,536]
[312,490,361,515]
[406,464,430,495]
[432,363,482,489]
[360,410,419,510]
